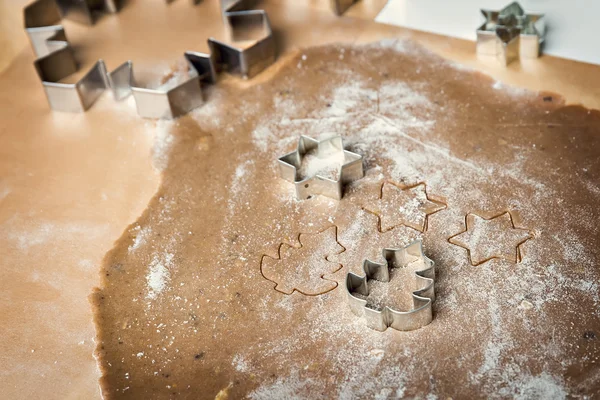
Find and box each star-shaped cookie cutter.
[476,1,545,65]
[345,240,435,332]
[278,135,364,200]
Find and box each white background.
[376,0,600,65]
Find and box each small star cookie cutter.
[345,240,435,332]
[476,1,545,65]
[278,135,364,200]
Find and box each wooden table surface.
[0,1,598,399]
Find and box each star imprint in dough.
[363,181,446,233]
[448,211,533,266]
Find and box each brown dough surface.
[92,41,600,399]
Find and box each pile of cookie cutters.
[24,0,276,118]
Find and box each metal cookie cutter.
[210,0,276,79]
[24,0,276,117]
[54,0,120,25]
[476,1,545,65]
[278,135,364,200]
[107,52,216,119]
[108,0,275,117]
[24,0,111,112]
[345,240,435,332]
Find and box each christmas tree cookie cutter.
[476,1,545,65]
[345,240,435,331]
[278,135,364,200]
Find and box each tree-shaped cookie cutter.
[345,240,435,331]
[278,135,364,200]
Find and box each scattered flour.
[377,38,411,54]
[252,125,275,153]
[297,145,346,180]
[0,184,10,201]
[322,81,378,117]
[232,354,251,373]
[129,225,152,253]
[146,252,174,300]
[491,80,529,96]
[227,158,255,215]
[5,220,109,251]
[511,372,567,400]
[149,120,175,171]
[190,87,226,131]
[249,371,315,400]
[78,259,95,271]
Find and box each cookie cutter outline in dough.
[278,135,364,201]
[345,240,435,332]
[331,0,359,16]
[476,1,545,65]
[447,211,533,266]
[24,0,112,112]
